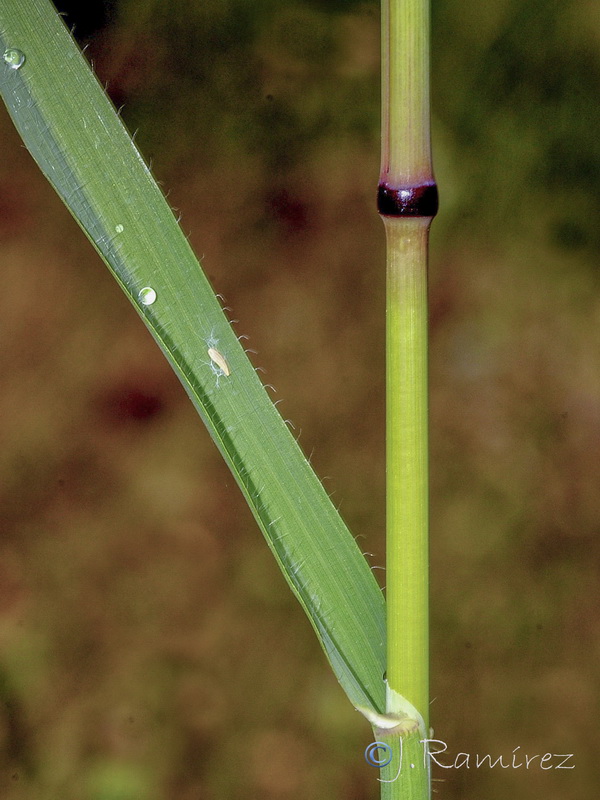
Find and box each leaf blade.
[0,0,386,713]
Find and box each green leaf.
[0,0,385,713]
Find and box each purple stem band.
[377,182,439,218]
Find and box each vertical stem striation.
[380,0,435,188]
[385,215,430,720]
[379,0,436,797]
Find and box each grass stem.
[385,215,430,720]
[380,0,434,186]
[378,0,437,796]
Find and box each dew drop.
[3,49,26,70]
[139,287,156,306]
[115,224,124,233]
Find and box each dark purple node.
[377,182,439,218]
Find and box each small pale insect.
[208,347,230,377]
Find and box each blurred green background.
[0,0,598,797]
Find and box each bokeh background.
[0,0,598,797]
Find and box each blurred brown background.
[0,0,598,797]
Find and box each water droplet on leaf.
[139,287,156,306]
[3,49,25,70]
